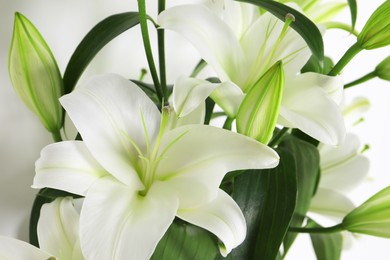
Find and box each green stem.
[328,42,363,76]
[344,71,377,89]
[190,59,207,77]
[223,117,234,130]
[323,22,359,37]
[158,0,167,101]
[268,127,289,147]
[51,129,62,142]
[137,0,163,101]
[289,223,344,234]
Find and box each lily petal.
[210,81,245,118]
[173,76,218,117]
[80,176,179,260]
[157,125,279,207]
[319,134,369,192]
[279,73,346,145]
[178,189,246,257]
[159,4,246,84]
[320,154,369,192]
[34,141,107,195]
[309,188,355,219]
[0,236,52,260]
[38,197,81,260]
[60,74,161,188]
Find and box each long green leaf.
[151,219,219,259]
[63,12,140,94]
[280,136,320,255]
[307,219,343,260]
[347,0,357,30]
[235,0,324,66]
[219,148,297,260]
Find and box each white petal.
[320,154,369,192]
[207,0,260,39]
[173,76,218,117]
[156,125,279,207]
[279,73,346,145]
[0,236,52,260]
[38,197,81,260]
[61,74,161,188]
[80,176,179,260]
[159,5,246,85]
[34,141,107,195]
[309,188,355,219]
[342,97,371,127]
[319,133,361,167]
[210,81,245,118]
[178,189,246,257]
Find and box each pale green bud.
[375,56,390,81]
[236,61,284,144]
[342,186,390,238]
[357,1,390,50]
[9,12,63,132]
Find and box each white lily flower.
[309,97,370,219]
[0,197,82,260]
[33,74,279,259]
[310,133,370,219]
[159,1,345,145]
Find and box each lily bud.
[9,12,63,133]
[236,61,284,144]
[342,186,390,238]
[375,56,390,81]
[357,1,390,50]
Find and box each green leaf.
[151,219,219,259]
[220,148,297,260]
[131,79,160,105]
[204,97,216,125]
[307,219,343,260]
[280,136,320,255]
[347,0,357,30]
[235,0,324,67]
[63,12,140,94]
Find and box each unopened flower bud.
[236,61,284,144]
[342,186,390,238]
[357,1,390,50]
[9,12,63,132]
[375,56,390,81]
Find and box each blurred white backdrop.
[0,1,389,259]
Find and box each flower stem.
[158,0,167,100]
[328,42,363,76]
[190,59,207,77]
[51,129,62,142]
[289,223,344,234]
[269,127,289,147]
[223,117,234,130]
[137,0,163,101]
[323,22,359,37]
[344,71,377,89]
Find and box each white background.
[0,1,389,259]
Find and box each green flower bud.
[9,12,63,133]
[236,61,284,144]
[375,56,390,81]
[342,186,390,238]
[357,1,390,50]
